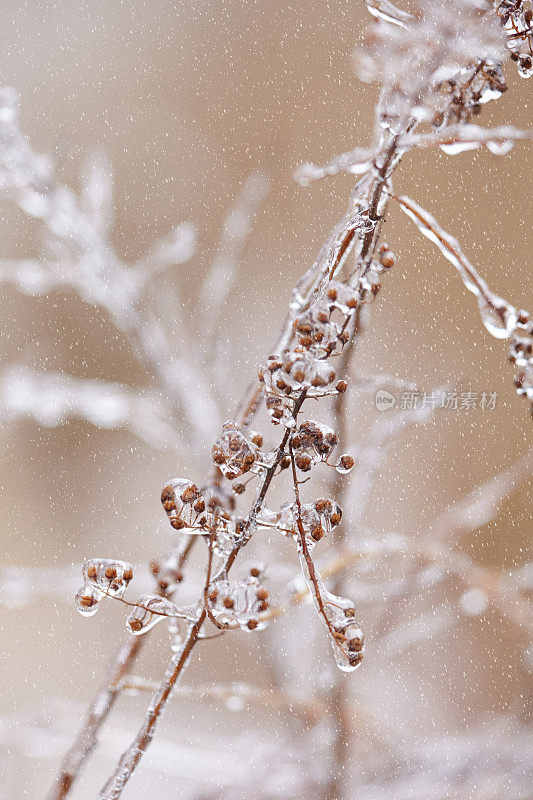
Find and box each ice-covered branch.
[395,193,533,410]
[0,87,220,448]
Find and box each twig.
[97,392,309,798]
[45,538,196,800]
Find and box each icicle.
[486,139,514,156]
[365,0,413,29]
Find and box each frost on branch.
[37,0,533,797]
[0,367,181,449]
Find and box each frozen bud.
[358,270,381,303]
[83,558,133,595]
[75,587,101,617]
[325,281,358,315]
[161,478,205,531]
[233,482,246,495]
[378,243,395,269]
[285,350,336,391]
[336,454,355,474]
[265,395,294,426]
[262,347,337,401]
[250,431,263,448]
[314,498,342,529]
[266,354,283,372]
[292,420,338,469]
[200,482,236,517]
[336,379,348,393]
[126,594,194,635]
[75,558,133,617]
[517,310,530,328]
[295,453,312,471]
[293,309,339,353]
[206,573,269,632]
[277,498,342,548]
[212,420,260,480]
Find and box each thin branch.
[45,539,196,800]
[393,192,519,336]
[97,392,309,799]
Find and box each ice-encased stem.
[97,614,206,800]
[395,193,518,339]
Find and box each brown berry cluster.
[206,567,270,631]
[291,420,338,471]
[75,558,133,617]
[432,62,507,131]
[160,478,242,548]
[161,478,206,530]
[212,420,262,480]
[276,497,342,547]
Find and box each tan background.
[0,1,531,798]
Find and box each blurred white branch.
[0,366,183,450]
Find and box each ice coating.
[291,420,338,471]
[397,194,518,340]
[126,594,195,635]
[160,478,206,531]
[206,569,270,631]
[433,63,507,134]
[260,349,337,401]
[297,550,364,672]
[497,1,533,78]
[273,498,343,547]
[212,420,261,480]
[335,454,355,475]
[510,312,533,406]
[75,558,133,617]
